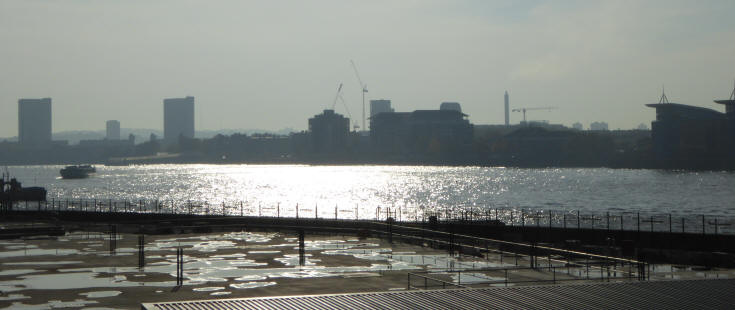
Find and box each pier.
[4,196,735,268]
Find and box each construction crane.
[330,83,343,110]
[329,83,359,130]
[350,60,368,132]
[511,107,557,124]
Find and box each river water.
[6,165,735,219]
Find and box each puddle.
[4,299,98,309]
[3,261,83,266]
[4,245,39,250]
[0,272,175,293]
[0,269,41,276]
[230,281,276,289]
[0,230,510,307]
[449,272,506,284]
[192,287,223,292]
[0,248,79,258]
[274,254,319,266]
[0,294,29,301]
[79,291,122,298]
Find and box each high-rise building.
[504,91,510,126]
[106,120,120,140]
[308,109,350,153]
[18,98,52,146]
[163,96,195,145]
[370,99,394,118]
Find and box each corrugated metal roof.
[142,279,735,310]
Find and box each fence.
[3,198,733,235]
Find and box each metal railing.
[3,198,733,235]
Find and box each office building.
[106,120,120,140]
[18,98,52,146]
[163,96,195,145]
[504,91,510,126]
[646,88,729,160]
[371,103,473,157]
[370,99,394,118]
[308,109,350,153]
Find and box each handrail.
[372,221,644,265]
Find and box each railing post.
[702,215,706,235]
[521,209,525,227]
[577,210,581,229]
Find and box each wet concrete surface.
[0,225,733,309]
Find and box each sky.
[1,0,735,137]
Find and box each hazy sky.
[2,0,735,137]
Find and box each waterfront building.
[308,109,350,153]
[163,96,195,145]
[646,90,729,161]
[370,103,473,159]
[590,122,609,131]
[370,99,394,118]
[714,83,735,155]
[106,120,120,140]
[572,122,583,130]
[18,98,52,146]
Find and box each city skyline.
[1,1,735,137]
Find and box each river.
[6,164,734,218]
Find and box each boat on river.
[60,165,96,179]
[1,171,46,211]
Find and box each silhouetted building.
[646,101,728,161]
[714,83,735,155]
[163,96,195,145]
[308,110,350,153]
[18,98,52,146]
[572,122,583,130]
[371,104,473,160]
[440,102,462,113]
[370,99,394,118]
[106,120,120,140]
[504,91,510,126]
[590,122,609,131]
